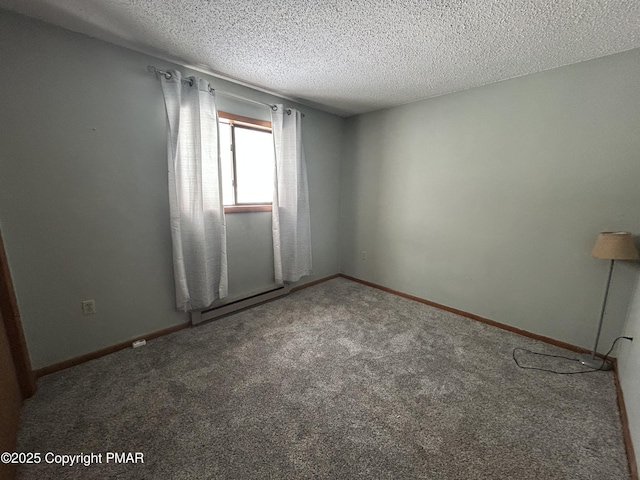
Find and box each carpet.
[16,277,629,479]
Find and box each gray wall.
[2,5,639,377]
[340,49,640,351]
[0,10,344,369]
[618,265,640,470]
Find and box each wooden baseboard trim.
[613,359,638,480]
[34,276,339,378]
[291,274,340,293]
[339,274,638,476]
[33,274,340,378]
[28,272,637,478]
[34,321,190,378]
[33,275,340,378]
[339,274,601,357]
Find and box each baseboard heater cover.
[191,283,290,325]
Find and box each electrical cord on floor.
[512,336,633,374]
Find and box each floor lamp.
[580,232,638,370]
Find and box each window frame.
[218,111,273,214]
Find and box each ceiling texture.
[1,0,639,117]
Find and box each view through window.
[219,112,274,211]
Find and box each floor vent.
[191,284,290,325]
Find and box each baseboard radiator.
[191,283,290,325]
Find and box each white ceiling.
[1,0,639,117]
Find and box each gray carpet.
[17,278,629,479]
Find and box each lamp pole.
[581,259,615,370]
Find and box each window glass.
[234,127,274,204]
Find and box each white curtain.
[271,105,312,283]
[159,70,228,311]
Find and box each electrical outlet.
[82,299,96,316]
[361,250,367,260]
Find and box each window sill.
[224,205,272,214]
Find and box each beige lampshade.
[591,232,639,260]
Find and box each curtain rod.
[147,65,303,117]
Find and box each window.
[218,112,274,213]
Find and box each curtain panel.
[159,70,228,311]
[271,105,312,284]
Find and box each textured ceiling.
[1,0,640,117]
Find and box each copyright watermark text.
[1,451,144,466]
